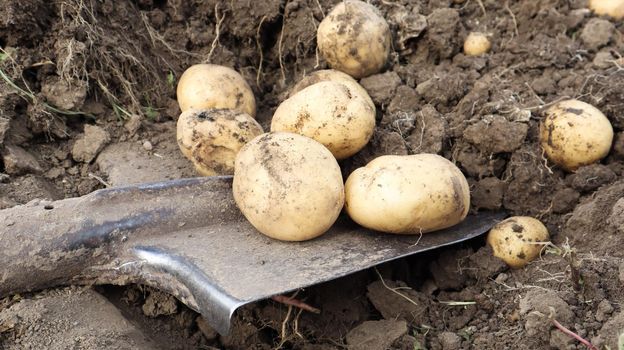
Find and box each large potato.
[271,81,375,160]
[176,109,263,176]
[539,99,613,171]
[589,0,624,19]
[289,69,369,101]
[345,154,470,234]
[177,64,256,117]
[317,0,391,78]
[233,132,345,241]
[486,216,550,269]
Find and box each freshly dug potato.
[177,64,256,117]
[344,154,470,234]
[317,0,391,78]
[463,32,491,56]
[271,81,376,160]
[289,69,369,100]
[233,132,345,241]
[589,0,624,19]
[177,109,263,176]
[486,216,550,269]
[539,99,613,171]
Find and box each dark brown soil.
[2,0,624,349]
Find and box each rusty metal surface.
[0,176,506,335]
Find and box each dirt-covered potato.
[345,154,470,234]
[486,216,550,269]
[177,64,256,117]
[176,109,263,176]
[539,99,614,171]
[233,132,345,241]
[589,0,624,19]
[463,32,491,56]
[271,81,375,160]
[317,0,391,78]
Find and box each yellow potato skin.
[271,81,376,160]
[289,69,369,100]
[463,32,491,56]
[486,216,550,269]
[317,0,391,78]
[176,109,263,176]
[539,99,613,171]
[233,132,345,242]
[589,0,624,19]
[344,154,470,234]
[177,64,257,117]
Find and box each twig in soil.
[551,318,597,350]
[278,2,289,86]
[504,1,519,38]
[271,294,320,314]
[314,0,325,17]
[207,3,226,63]
[373,267,421,307]
[476,0,487,16]
[524,82,545,106]
[88,173,111,187]
[438,300,476,306]
[256,15,268,87]
[277,303,294,349]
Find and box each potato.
[233,132,345,241]
[539,99,613,171]
[589,0,624,19]
[177,64,256,117]
[486,216,550,269]
[317,0,391,78]
[271,81,376,160]
[176,109,263,176]
[344,154,470,234]
[463,32,491,56]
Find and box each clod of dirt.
[463,116,529,154]
[551,187,580,214]
[519,290,574,342]
[41,76,88,111]
[386,4,427,53]
[470,177,506,210]
[595,300,614,322]
[0,174,62,207]
[580,18,615,51]
[124,115,142,135]
[593,50,616,69]
[593,311,624,349]
[387,85,419,114]
[437,331,462,350]
[1,145,43,175]
[345,319,407,350]
[405,104,447,154]
[429,248,472,290]
[0,117,9,146]
[454,143,506,178]
[465,245,507,281]
[0,287,160,349]
[359,71,402,105]
[425,8,463,60]
[607,198,624,233]
[72,124,111,163]
[96,123,195,186]
[415,71,471,109]
[530,76,557,95]
[142,290,178,317]
[569,164,617,192]
[366,280,429,324]
[196,316,218,341]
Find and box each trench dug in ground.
[1,0,624,349]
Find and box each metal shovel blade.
[0,176,505,335]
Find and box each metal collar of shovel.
[0,176,505,335]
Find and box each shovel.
[0,176,505,335]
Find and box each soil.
[1,0,624,349]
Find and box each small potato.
[539,99,614,171]
[317,0,391,78]
[589,0,624,19]
[271,81,375,160]
[463,32,491,56]
[345,154,470,234]
[233,132,345,241]
[177,109,263,176]
[177,64,256,117]
[486,216,550,269]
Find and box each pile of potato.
[174,0,618,269]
